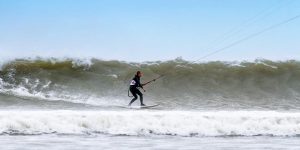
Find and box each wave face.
[0,58,300,110]
[0,110,299,137]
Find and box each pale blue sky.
[0,0,299,62]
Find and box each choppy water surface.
[0,135,300,150]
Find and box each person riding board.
[128,71,147,106]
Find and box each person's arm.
[136,78,146,92]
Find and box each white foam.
[107,74,118,78]
[0,110,299,136]
[257,62,278,69]
[0,83,125,106]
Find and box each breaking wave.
[0,58,300,110]
[0,110,300,137]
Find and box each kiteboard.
[139,104,159,108]
[120,104,159,109]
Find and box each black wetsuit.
[129,75,144,106]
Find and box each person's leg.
[129,89,138,106]
[136,89,144,106]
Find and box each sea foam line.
[0,110,299,136]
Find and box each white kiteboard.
[120,104,159,109]
[138,104,159,109]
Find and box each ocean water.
[1,135,300,150]
[0,58,300,149]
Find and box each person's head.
[136,71,143,77]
